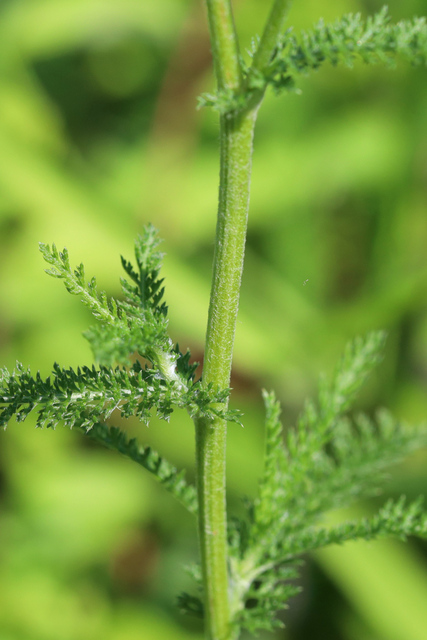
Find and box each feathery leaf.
[84,422,198,514]
[223,332,427,634]
[200,8,427,113]
[0,360,240,431]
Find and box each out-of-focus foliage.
[1,0,427,639]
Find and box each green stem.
[196,9,244,636]
[250,0,292,74]
[197,1,290,638]
[204,0,242,91]
[196,106,260,640]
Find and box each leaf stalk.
[250,0,293,74]
[205,0,242,91]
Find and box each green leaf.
[259,8,427,95]
[282,497,427,558]
[84,422,198,514]
[226,332,427,634]
[0,359,239,431]
[39,226,171,367]
[200,8,427,114]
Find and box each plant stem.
[196,105,260,640]
[204,0,242,91]
[198,6,258,639]
[250,0,292,74]
[196,1,290,638]
[197,6,242,636]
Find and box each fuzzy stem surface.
[196,105,260,640]
[205,0,242,91]
[251,0,292,74]
[197,0,290,638]
[197,9,260,638]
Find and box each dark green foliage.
[3,229,427,635]
[200,7,427,113]
[1,227,241,511]
[40,224,170,367]
[0,359,236,431]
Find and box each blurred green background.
[1,0,427,638]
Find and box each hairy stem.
[196,106,260,640]
[197,7,259,639]
[204,0,242,91]
[197,9,243,635]
[250,0,292,74]
[197,1,289,638]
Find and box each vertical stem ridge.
[199,0,285,636]
[204,111,257,388]
[251,0,292,74]
[196,106,259,640]
[205,0,242,91]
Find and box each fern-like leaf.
[225,332,427,634]
[84,422,198,514]
[0,360,239,431]
[282,496,427,558]
[263,7,427,95]
[40,225,170,367]
[200,7,427,113]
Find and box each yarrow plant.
[2,2,427,639]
